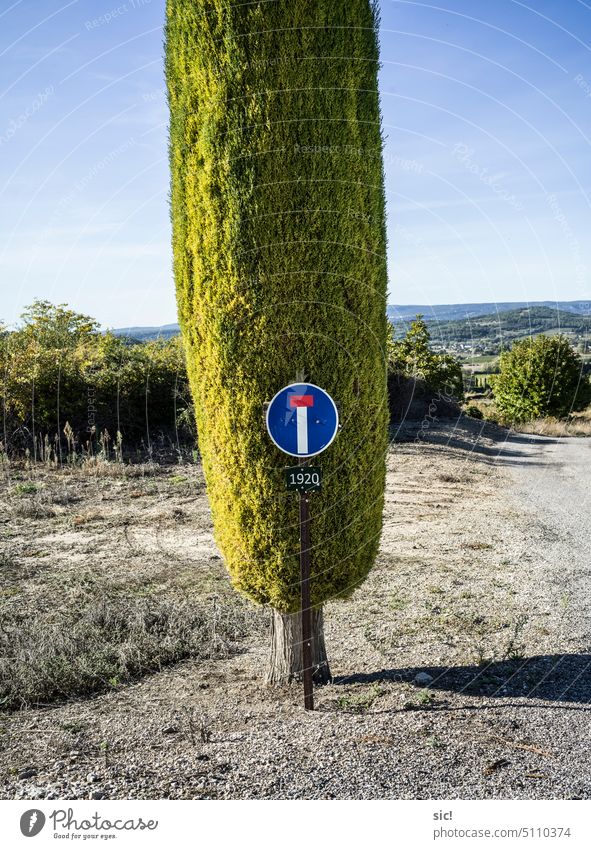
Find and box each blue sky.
[0,0,589,328]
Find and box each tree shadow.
[333,654,591,707]
[392,416,560,468]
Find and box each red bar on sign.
[289,394,314,408]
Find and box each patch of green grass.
[501,614,528,661]
[404,690,437,710]
[0,587,21,598]
[337,684,386,713]
[388,592,408,611]
[12,482,39,496]
[59,721,86,734]
[169,475,189,485]
[417,690,436,706]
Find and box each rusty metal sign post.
[298,457,314,711]
[266,382,339,711]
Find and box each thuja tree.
[166,0,388,683]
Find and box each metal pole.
[299,459,314,711]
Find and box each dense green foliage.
[166,0,389,612]
[0,301,191,456]
[491,334,591,422]
[388,316,465,402]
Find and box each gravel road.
[508,436,591,650]
[1,420,590,800]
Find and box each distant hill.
[426,306,590,347]
[110,323,181,342]
[387,300,591,323]
[111,301,591,343]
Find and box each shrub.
[0,301,193,456]
[388,316,465,402]
[388,316,464,421]
[490,334,591,423]
[0,595,258,709]
[464,404,484,420]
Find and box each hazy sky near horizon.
[0,0,590,328]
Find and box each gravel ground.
[1,418,589,800]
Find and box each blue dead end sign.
[265,383,339,458]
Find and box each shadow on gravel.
[393,416,560,468]
[334,654,591,707]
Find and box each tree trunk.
[265,607,331,686]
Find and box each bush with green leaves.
[464,404,484,420]
[0,301,192,455]
[490,334,591,423]
[388,316,465,402]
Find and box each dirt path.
[1,420,590,800]
[508,436,591,651]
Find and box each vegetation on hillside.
[2,300,588,462]
[390,306,591,359]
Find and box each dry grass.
[0,593,260,710]
[10,501,56,519]
[464,400,591,437]
[511,413,591,438]
[80,458,165,478]
[462,398,504,424]
[0,457,260,711]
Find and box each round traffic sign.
[265,383,339,458]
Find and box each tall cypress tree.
[166,0,388,683]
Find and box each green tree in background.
[20,300,99,348]
[491,334,591,423]
[166,0,389,683]
[388,316,465,403]
[0,302,191,455]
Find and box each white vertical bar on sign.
[296,406,308,454]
